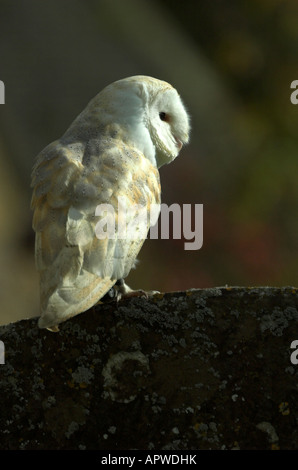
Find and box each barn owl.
[31,75,190,331]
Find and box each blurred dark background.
[0,0,297,325]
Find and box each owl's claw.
[104,279,160,302]
[128,289,161,299]
[119,288,148,300]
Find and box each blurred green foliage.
[154,0,298,287]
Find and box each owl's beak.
[174,136,183,150]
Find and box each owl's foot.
[104,279,159,302]
[119,287,148,300]
[122,288,161,299]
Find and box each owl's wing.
[31,137,160,329]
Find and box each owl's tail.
[38,272,115,330]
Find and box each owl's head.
[92,75,190,168]
[143,76,190,168]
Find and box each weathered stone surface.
[1,287,298,450]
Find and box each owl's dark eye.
[159,112,167,121]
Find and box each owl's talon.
[122,288,148,299]
[146,290,161,296]
[113,280,160,301]
[127,289,160,298]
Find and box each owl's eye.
[159,112,167,121]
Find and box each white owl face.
[120,75,190,168]
[146,86,190,167]
[80,75,190,169]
